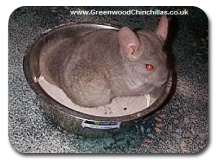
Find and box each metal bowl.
[23,23,173,137]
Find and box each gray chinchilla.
[40,16,169,107]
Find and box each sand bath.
[37,75,154,118]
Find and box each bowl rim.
[23,22,173,122]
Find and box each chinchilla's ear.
[118,27,143,61]
[155,16,168,43]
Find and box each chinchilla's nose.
[154,71,169,87]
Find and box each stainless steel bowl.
[23,23,173,137]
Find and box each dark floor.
[8,6,208,153]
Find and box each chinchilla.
[39,16,169,107]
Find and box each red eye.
[146,64,153,71]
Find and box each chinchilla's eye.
[146,64,153,71]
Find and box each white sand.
[37,75,153,117]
